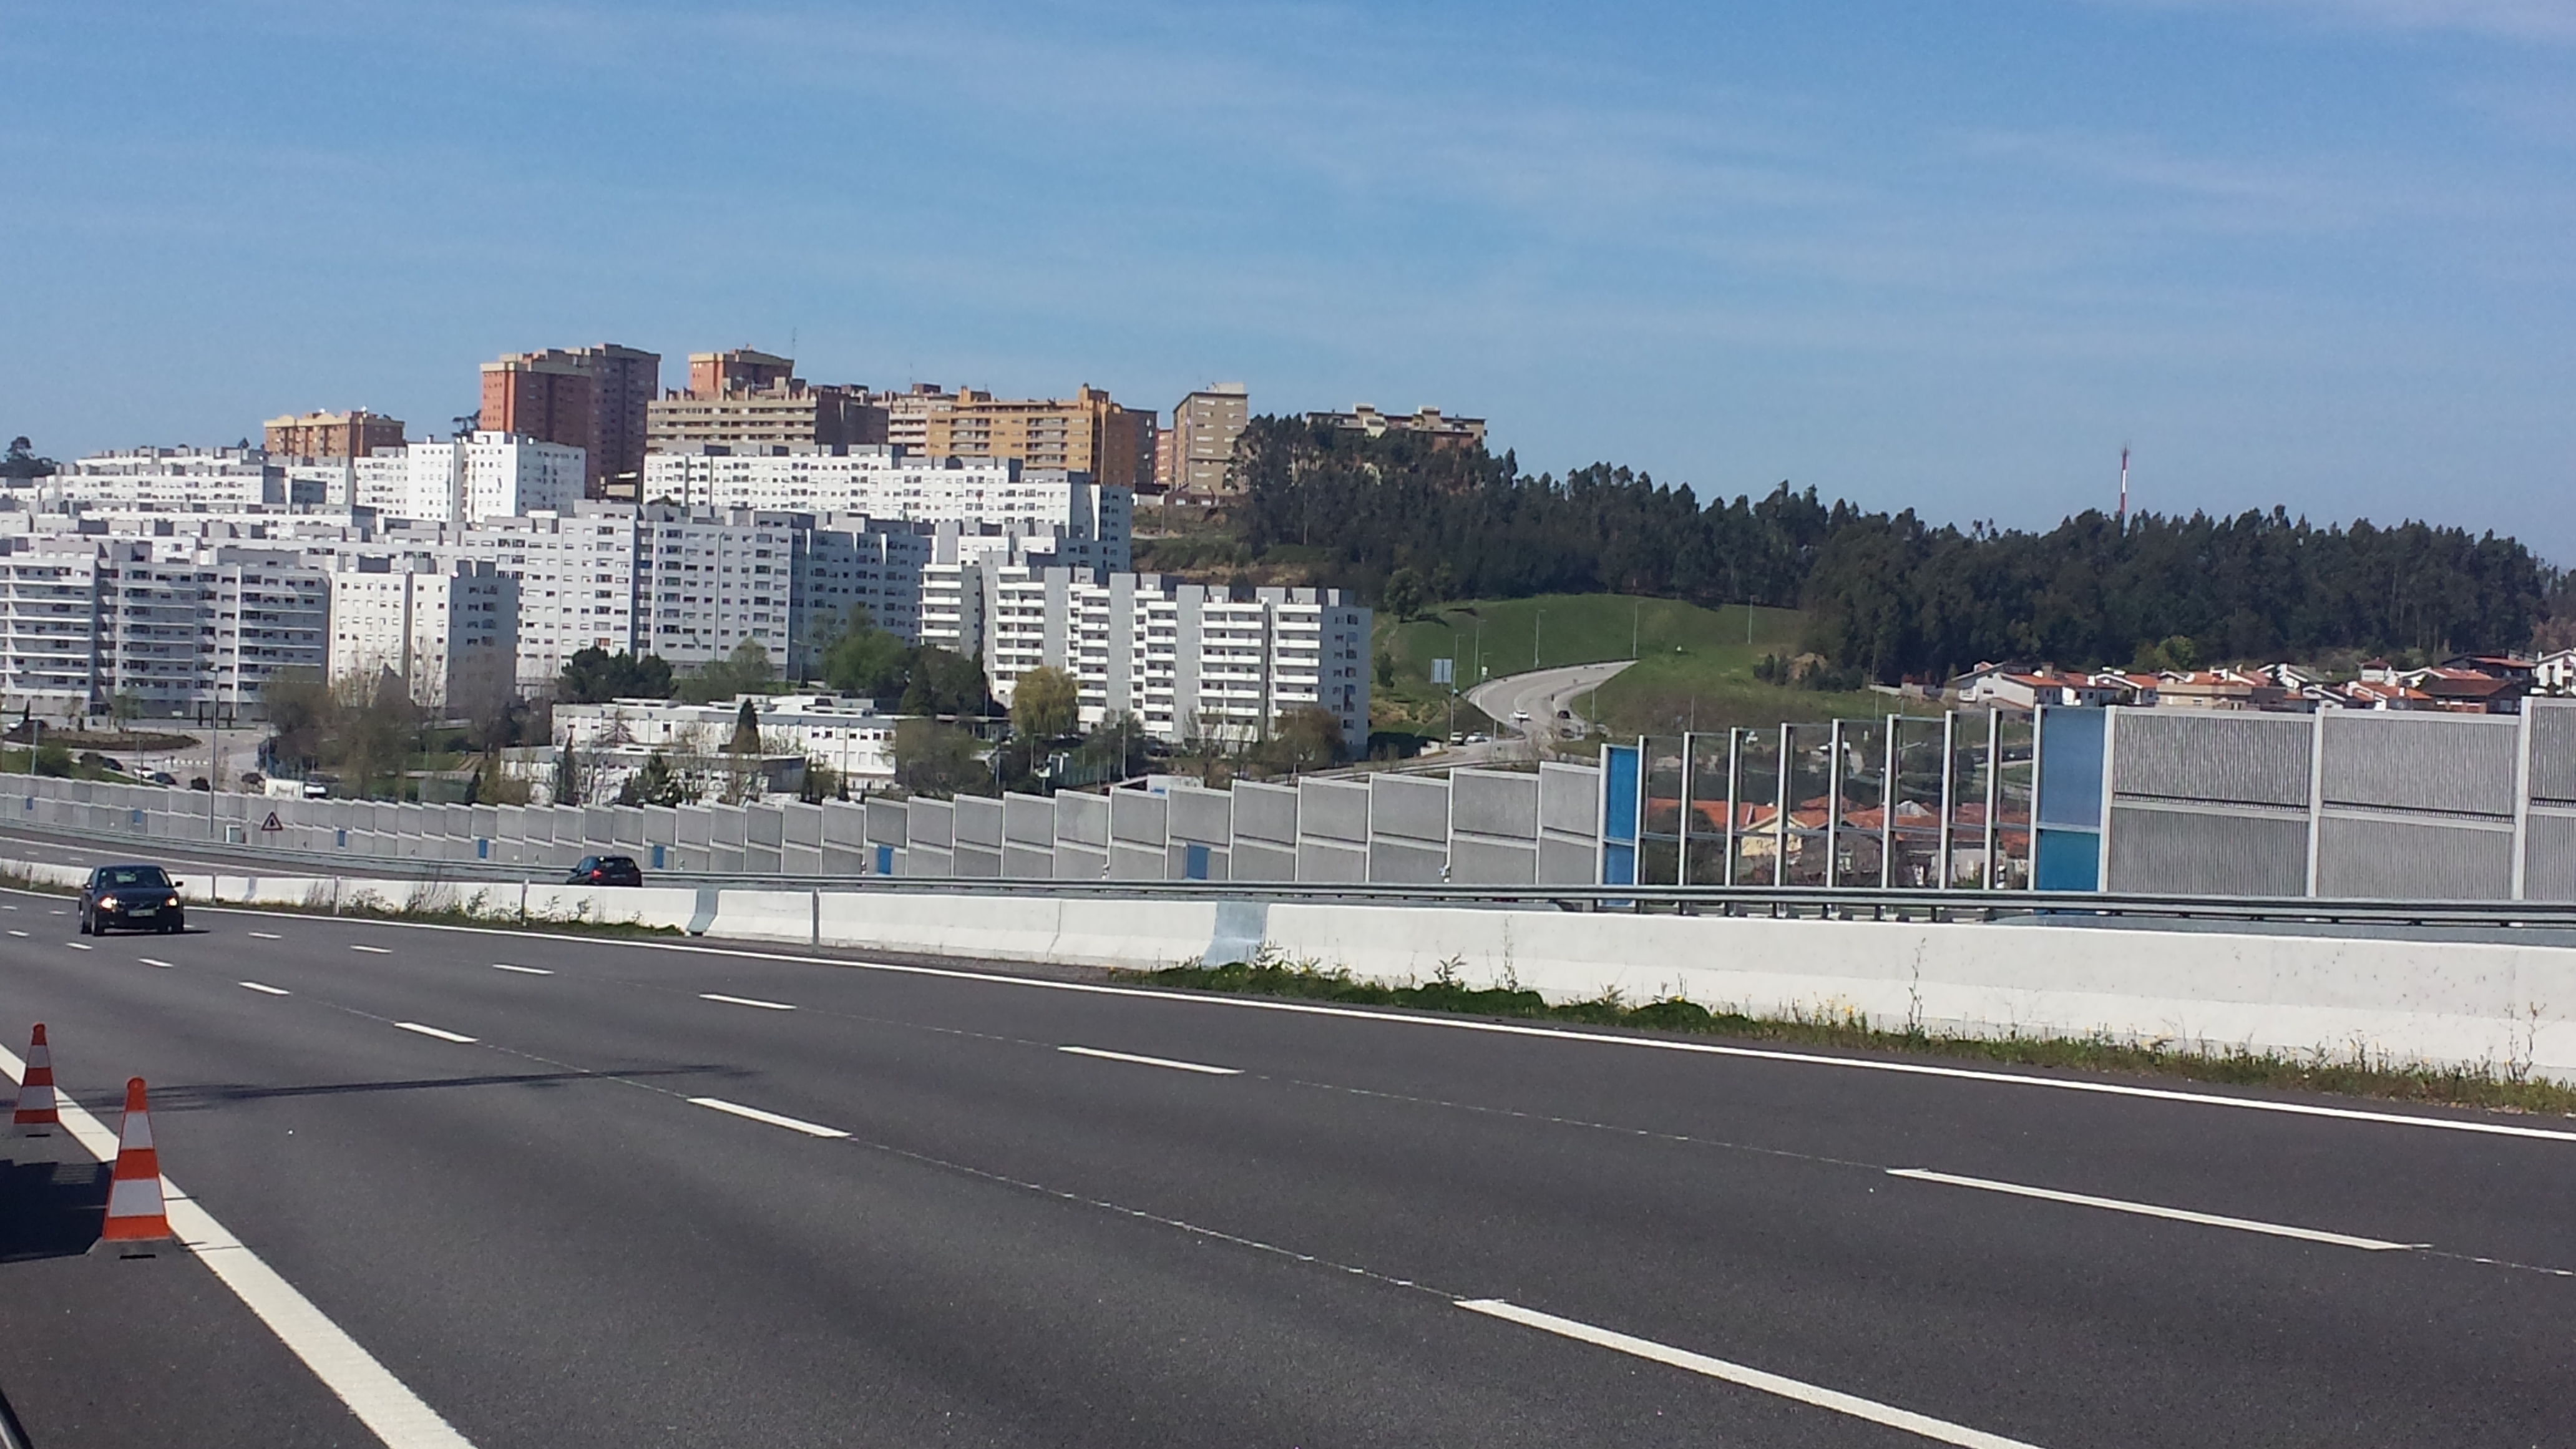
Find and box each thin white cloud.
[2103,0,2576,41]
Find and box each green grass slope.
[1372,593,1888,739]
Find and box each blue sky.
[3,1,2570,559]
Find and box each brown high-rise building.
[896,384,1154,489]
[688,349,796,397]
[263,409,406,460]
[646,351,886,455]
[481,343,660,494]
[1171,384,1251,496]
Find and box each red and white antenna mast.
[2117,446,2130,523]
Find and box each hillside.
[1372,593,1888,741]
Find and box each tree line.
[1232,416,2560,681]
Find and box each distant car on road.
[146,770,178,787]
[1511,710,1531,723]
[77,864,185,935]
[567,855,644,887]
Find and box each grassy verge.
[1113,954,2576,1118]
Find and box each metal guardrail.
[10,820,2576,931]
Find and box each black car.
[78,864,185,935]
[567,855,643,887]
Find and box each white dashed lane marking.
[1058,1045,1242,1076]
[350,945,391,955]
[238,981,290,995]
[393,1022,476,1044]
[139,957,173,968]
[688,1097,849,1138]
[490,964,551,975]
[700,993,795,1012]
[246,931,281,940]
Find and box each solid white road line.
[65,942,91,950]
[0,1045,476,1449]
[699,992,795,1012]
[1057,1044,1244,1076]
[350,945,392,955]
[5,929,24,937]
[393,1022,477,1044]
[238,981,290,995]
[1456,1299,2046,1449]
[687,1096,851,1138]
[139,957,173,968]
[246,930,281,940]
[120,897,2576,1146]
[1886,1168,2423,1251]
[490,963,551,975]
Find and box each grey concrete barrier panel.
[783,842,826,877]
[643,804,680,849]
[471,804,500,839]
[1110,790,1167,852]
[818,799,865,849]
[1233,841,1294,883]
[712,804,751,849]
[1370,774,1448,847]
[1538,762,1602,886]
[952,842,1003,877]
[905,799,955,851]
[746,804,784,849]
[954,796,1005,852]
[904,844,955,877]
[821,842,871,876]
[1055,792,1109,851]
[1002,842,1054,879]
[779,801,823,849]
[677,804,713,847]
[1003,793,1053,848]
[865,798,909,849]
[1232,781,1297,851]
[1167,784,1229,847]
[1055,842,1108,880]
[1297,838,1367,884]
[613,806,648,847]
[744,843,784,874]
[497,805,528,841]
[2112,711,2311,810]
[585,806,617,844]
[1297,778,1368,850]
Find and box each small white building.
[554,692,901,788]
[2537,648,2576,697]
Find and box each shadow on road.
[120,1065,748,1113]
[0,1155,109,1264]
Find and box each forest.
[1230,417,2562,682]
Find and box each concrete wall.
[6,844,2569,1081]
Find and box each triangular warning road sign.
[260,811,283,831]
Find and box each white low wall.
[10,853,2570,1083]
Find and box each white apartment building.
[635,505,805,675]
[94,544,331,714]
[354,432,583,524]
[41,447,319,511]
[0,536,106,712]
[980,567,1369,748]
[642,447,1131,569]
[554,692,899,787]
[326,557,519,708]
[376,504,640,689]
[793,518,933,671]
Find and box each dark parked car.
[78,864,185,935]
[567,855,643,887]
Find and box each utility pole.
[1632,599,1641,660]
[1533,610,1543,672]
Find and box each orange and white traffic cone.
[94,1077,173,1253]
[10,1023,57,1131]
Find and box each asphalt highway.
[2,892,2573,1446]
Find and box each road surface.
[1461,660,1635,755]
[1,895,2572,1446]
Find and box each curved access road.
[1464,660,1634,747]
